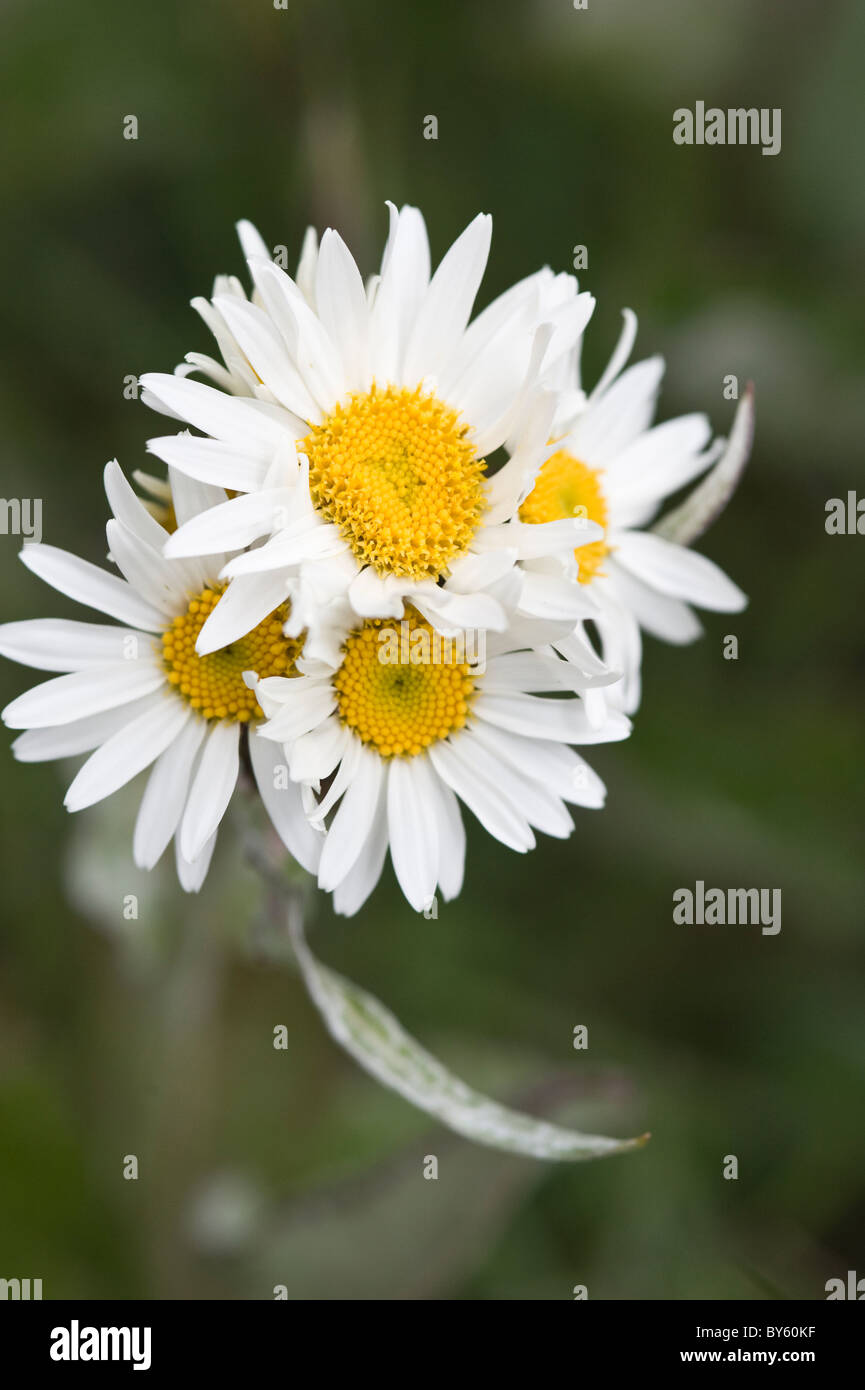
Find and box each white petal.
[613,531,747,612]
[426,771,465,901]
[256,676,336,743]
[164,490,289,559]
[331,782,390,917]
[10,696,158,762]
[413,585,507,636]
[539,292,597,380]
[318,746,384,892]
[484,615,575,655]
[428,737,534,852]
[605,414,714,503]
[147,433,271,492]
[249,729,323,875]
[236,217,271,263]
[167,468,228,527]
[213,294,322,420]
[386,757,438,911]
[449,725,573,839]
[179,720,240,862]
[588,308,638,402]
[474,690,629,745]
[20,544,166,631]
[140,372,292,452]
[484,651,611,694]
[245,258,345,410]
[105,519,186,615]
[370,203,431,382]
[221,512,343,576]
[175,830,217,893]
[295,225,319,306]
[288,714,351,783]
[402,213,492,384]
[551,626,612,678]
[195,571,290,656]
[471,319,557,458]
[483,389,556,525]
[103,460,171,550]
[315,229,371,391]
[439,270,543,400]
[487,517,602,561]
[347,567,406,619]
[569,356,664,465]
[606,560,705,644]
[517,571,599,622]
[133,714,207,869]
[587,587,643,714]
[3,660,164,730]
[471,720,604,809]
[64,694,191,812]
[443,300,537,442]
[180,348,252,396]
[566,753,607,809]
[132,471,171,503]
[307,730,363,824]
[0,619,146,673]
[444,548,517,593]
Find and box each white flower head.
[519,310,748,713]
[140,203,600,658]
[251,605,629,917]
[0,464,322,891]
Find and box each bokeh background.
[1,0,863,1300]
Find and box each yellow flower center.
[300,384,487,580]
[162,586,303,722]
[333,609,476,758]
[520,450,610,584]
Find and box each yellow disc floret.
[162,586,302,722]
[300,383,487,580]
[333,609,477,758]
[520,450,610,584]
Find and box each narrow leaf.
[653,384,754,546]
[289,912,649,1162]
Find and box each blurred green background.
[1,0,863,1300]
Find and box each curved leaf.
[289,911,649,1163]
[653,384,754,546]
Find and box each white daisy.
[138,203,601,658]
[0,463,322,891]
[250,605,630,917]
[519,310,749,712]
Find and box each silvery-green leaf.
[653,384,754,546]
[289,913,648,1163]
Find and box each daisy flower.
[138,203,601,658]
[0,464,322,891]
[518,311,748,712]
[250,605,630,917]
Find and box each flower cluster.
[0,204,748,912]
